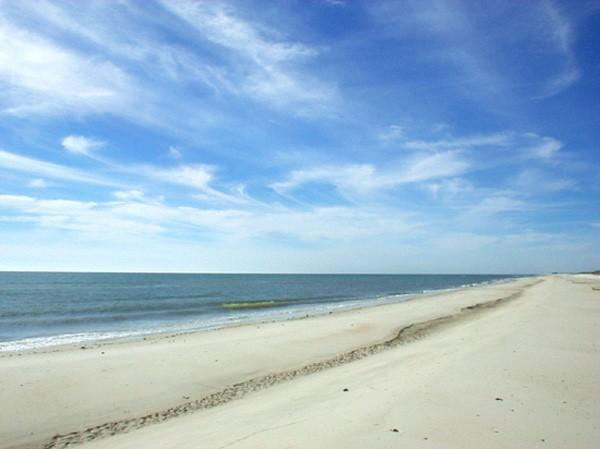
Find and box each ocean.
[0,272,519,351]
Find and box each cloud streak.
[534,0,581,98]
[61,135,105,156]
[0,149,117,186]
[0,19,136,117]
[271,151,469,196]
[0,193,417,242]
[368,0,582,105]
[159,0,336,115]
[0,146,252,205]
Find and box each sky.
[0,0,599,274]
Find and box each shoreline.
[0,276,522,356]
[42,282,537,449]
[3,274,598,449]
[1,276,536,448]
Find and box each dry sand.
[2,275,599,449]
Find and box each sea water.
[0,272,519,351]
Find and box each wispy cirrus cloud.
[378,125,405,143]
[401,133,512,151]
[527,135,563,159]
[112,190,145,201]
[466,195,528,217]
[0,5,223,134]
[0,193,417,241]
[0,194,163,235]
[159,0,337,115]
[141,164,215,190]
[368,0,582,105]
[0,19,136,117]
[130,164,252,205]
[271,151,469,196]
[0,147,250,205]
[270,130,569,203]
[167,146,182,160]
[27,178,50,189]
[424,178,474,199]
[512,169,575,194]
[534,0,581,98]
[0,0,337,140]
[61,135,105,156]
[0,149,117,186]
[390,131,563,163]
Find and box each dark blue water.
[0,272,519,351]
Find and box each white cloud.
[159,1,314,63]
[540,65,580,99]
[0,20,135,116]
[271,151,469,195]
[0,0,336,127]
[470,196,526,215]
[0,193,417,242]
[4,190,594,273]
[432,122,452,133]
[368,1,582,105]
[0,194,162,236]
[424,178,473,198]
[368,0,511,104]
[159,0,336,114]
[467,195,527,216]
[168,146,182,159]
[251,206,417,240]
[396,131,563,164]
[0,149,117,186]
[27,178,50,188]
[143,164,215,190]
[138,164,248,204]
[0,2,231,133]
[113,190,145,201]
[271,164,376,195]
[527,136,562,159]
[512,169,574,193]
[61,135,104,156]
[378,125,405,142]
[398,151,469,183]
[0,194,95,213]
[535,1,581,98]
[402,133,512,151]
[0,148,249,205]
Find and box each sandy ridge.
[42,280,540,449]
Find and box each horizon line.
[0,270,539,276]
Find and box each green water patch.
[221,300,289,310]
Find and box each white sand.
[2,275,599,449]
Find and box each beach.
[2,274,599,449]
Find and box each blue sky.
[0,0,598,273]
